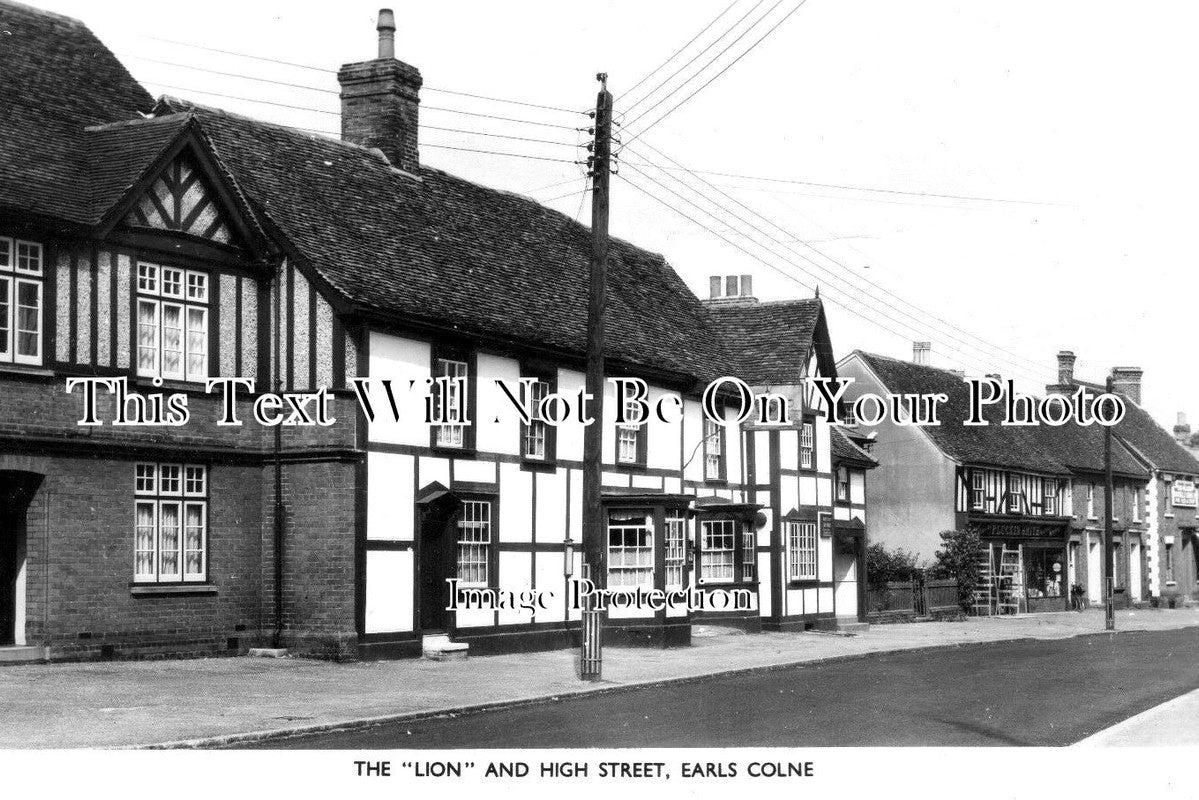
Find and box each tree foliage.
[865,543,922,589]
[930,528,985,610]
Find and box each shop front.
[970,517,1071,614]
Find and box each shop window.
[1024,547,1065,600]
[136,262,208,382]
[664,510,686,588]
[0,237,43,366]
[786,520,817,581]
[134,462,207,583]
[608,509,653,588]
[800,422,814,469]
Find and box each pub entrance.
[415,483,462,633]
[0,471,41,647]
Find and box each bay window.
[136,262,208,381]
[608,509,654,588]
[134,462,207,583]
[0,237,43,365]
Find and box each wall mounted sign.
[1172,480,1197,508]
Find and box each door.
[832,535,860,621]
[1129,541,1142,600]
[418,503,457,632]
[1087,539,1102,603]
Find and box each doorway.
[0,471,40,648]
[418,498,459,632]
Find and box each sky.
[25,0,1199,433]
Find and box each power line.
[129,35,582,114]
[422,124,579,149]
[420,143,579,164]
[630,139,1055,376]
[622,0,781,122]
[620,0,753,108]
[141,81,581,130]
[620,159,1052,383]
[619,158,1064,208]
[622,0,809,147]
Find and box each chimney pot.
[377,9,396,59]
[740,274,753,297]
[709,276,721,300]
[912,341,931,366]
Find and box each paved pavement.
[1076,685,1199,747]
[255,628,1199,748]
[0,607,1196,748]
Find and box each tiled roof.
[855,352,1069,474]
[1033,416,1148,479]
[0,1,153,222]
[706,299,823,385]
[84,114,192,223]
[830,426,878,467]
[1113,400,1199,475]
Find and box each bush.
[865,543,922,590]
[930,528,985,611]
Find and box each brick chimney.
[912,341,930,366]
[338,9,422,173]
[1056,350,1076,385]
[1110,366,1143,405]
[1174,412,1191,444]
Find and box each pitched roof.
[706,299,826,385]
[0,1,153,222]
[1033,416,1148,479]
[853,352,1069,474]
[1113,400,1199,475]
[830,426,878,468]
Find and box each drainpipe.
[272,257,285,649]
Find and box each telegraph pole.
[1103,375,1116,631]
[580,73,613,681]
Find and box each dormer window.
[0,237,43,365]
[136,262,208,382]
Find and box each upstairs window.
[616,394,644,465]
[836,466,850,502]
[703,417,724,481]
[840,401,857,426]
[432,356,469,448]
[0,237,43,365]
[1006,490,1023,514]
[971,472,985,510]
[134,462,207,583]
[741,528,756,581]
[136,262,208,382]
[521,376,552,460]
[1042,479,1057,515]
[1132,487,1142,522]
[1087,484,1096,518]
[800,422,814,469]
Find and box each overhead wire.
[628,139,1056,377]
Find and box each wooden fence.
[867,575,962,618]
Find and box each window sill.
[787,579,822,588]
[0,363,54,379]
[520,458,558,474]
[130,584,218,597]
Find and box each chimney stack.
[703,274,758,306]
[1056,350,1076,385]
[338,8,423,173]
[912,341,930,366]
[1110,366,1143,405]
[1174,412,1192,443]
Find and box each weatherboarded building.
[0,3,869,661]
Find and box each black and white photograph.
[1,0,1197,794]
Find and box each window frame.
[454,497,495,588]
[607,507,655,589]
[135,261,210,383]
[133,462,208,584]
[0,237,44,366]
[429,345,476,452]
[702,415,726,483]
[799,421,815,470]
[664,509,687,589]
[698,517,738,585]
[836,465,851,503]
[971,471,985,511]
[519,367,557,465]
[614,387,648,468]
[1087,483,1097,519]
[786,519,818,583]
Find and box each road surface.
[239,627,1199,748]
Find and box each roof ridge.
[0,0,85,27]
